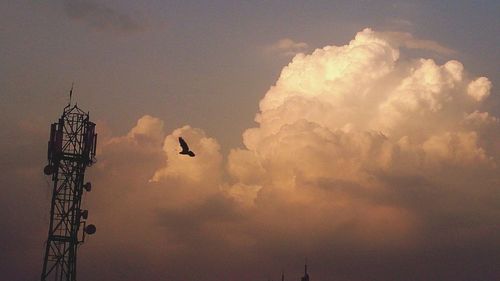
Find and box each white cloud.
[230,27,499,229]
[84,27,499,280]
[150,125,223,187]
[464,110,499,126]
[467,77,492,101]
[376,30,457,55]
[266,38,309,56]
[126,115,165,145]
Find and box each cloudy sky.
[1,1,499,280]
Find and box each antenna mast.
[68,82,74,106]
[40,101,98,281]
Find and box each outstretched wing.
[179,137,189,152]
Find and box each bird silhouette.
[178,137,195,157]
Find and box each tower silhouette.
[300,261,309,281]
[40,101,97,281]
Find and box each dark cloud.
[159,195,243,237]
[62,0,144,33]
[2,112,500,281]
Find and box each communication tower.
[40,98,98,281]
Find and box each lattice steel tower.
[41,101,97,281]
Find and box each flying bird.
[178,137,195,157]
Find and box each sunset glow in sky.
[1,1,499,281]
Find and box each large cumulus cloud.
[82,28,499,280]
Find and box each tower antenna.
[40,101,98,281]
[300,258,309,281]
[69,82,74,106]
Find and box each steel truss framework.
[41,104,97,281]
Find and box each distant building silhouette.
[300,262,309,281]
[272,262,310,281]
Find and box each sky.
[0,1,499,281]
